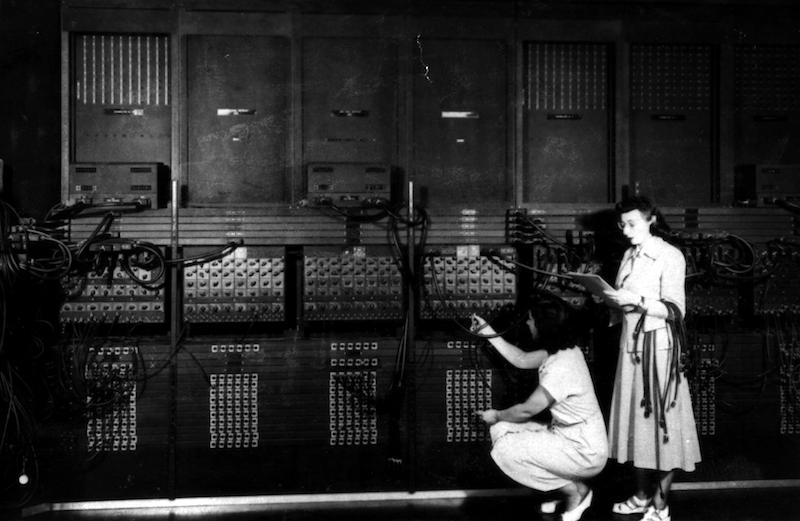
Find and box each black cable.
[165,240,242,267]
[310,200,391,223]
[118,242,167,290]
[770,197,800,215]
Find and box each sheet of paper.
[566,272,623,310]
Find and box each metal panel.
[412,38,509,207]
[413,337,515,490]
[734,45,800,166]
[182,246,286,324]
[72,33,171,164]
[420,245,517,320]
[62,6,175,34]
[713,333,782,439]
[42,339,173,501]
[629,44,715,205]
[186,35,290,204]
[302,37,398,164]
[173,337,403,494]
[68,162,168,208]
[523,42,612,203]
[302,246,404,322]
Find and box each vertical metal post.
[406,180,417,493]
[168,179,179,499]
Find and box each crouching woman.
[473,296,608,521]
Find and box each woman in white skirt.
[603,196,702,521]
[473,295,608,521]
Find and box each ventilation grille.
[631,44,712,111]
[74,33,170,106]
[524,42,609,111]
[735,45,800,112]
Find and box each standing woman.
[603,196,701,521]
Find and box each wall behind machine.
[56,2,800,210]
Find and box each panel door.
[523,42,613,203]
[412,38,509,208]
[629,44,716,206]
[302,37,398,165]
[186,35,289,204]
[734,44,800,167]
[72,33,171,165]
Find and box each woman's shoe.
[612,495,651,515]
[640,505,670,521]
[561,489,593,521]
[540,499,561,514]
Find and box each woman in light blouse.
[473,295,607,521]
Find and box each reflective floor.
[10,483,800,521]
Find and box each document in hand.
[566,272,623,309]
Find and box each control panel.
[421,245,517,319]
[183,246,285,323]
[303,246,404,321]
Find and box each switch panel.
[61,263,165,325]
[415,339,496,444]
[780,345,800,435]
[691,336,719,436]
[329,369,378,446]
[421,245,517,319]
[446,368,492,443]
[303,246,403,321]
[84,346,139,452]
[209,372,259,449]
[183,246,285,323]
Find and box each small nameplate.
[442,111,479,119]
[104,108,144,116]
[651,114,686,121]
[753,115,788,122]
[332,110,369,117]
[547,114,582,120]
[217,109,257,116]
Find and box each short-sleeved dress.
[608,235,702,471]
[489,346,608,491]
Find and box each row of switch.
[87,435,138,451]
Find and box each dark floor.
[8,485,800,521]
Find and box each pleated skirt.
[608,337,702,472]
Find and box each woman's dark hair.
[527,294,576,354]
[614,195,671,238]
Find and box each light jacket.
[613,235,686,352]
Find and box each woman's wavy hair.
[614,195,671,238]
[526,293,577,354]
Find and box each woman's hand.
[470,313,491,335]
[603,288,641,309]
[475,409,499,425]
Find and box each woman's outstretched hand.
[475,409,499,425]
[471,313,489,334]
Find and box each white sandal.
[540,499,561,514]
[612,495,651,515]
[561,489,593,521]
[641,505,671,521]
